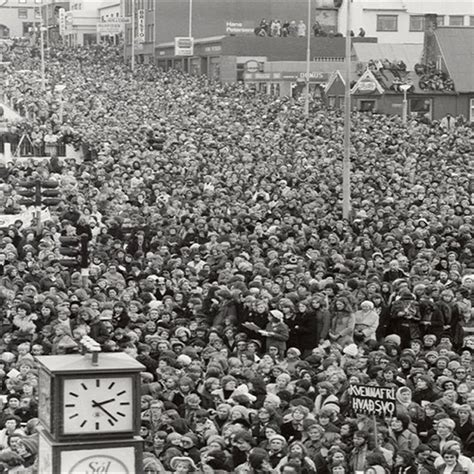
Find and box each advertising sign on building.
[105,17,131,24]
[97,23,122,34]
[349,385,396,418]
[174,37,194,56]
[225,21,255,35]
[136,9,145,43]
[58,8,66,36]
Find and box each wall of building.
[153,0,341,44]
[338,0,474,43]
[63,0,104,46]
[0,1,41,38]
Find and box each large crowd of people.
[0,42,472,473]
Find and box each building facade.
[123,0,156,63]
[122,0,344,64]
[0,0,42,38]
[39,0,70,45]
[61,0,104,46]
[338,0,474,43]
[98,1,121,44]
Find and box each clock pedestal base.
[38,429,143,474]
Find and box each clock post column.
[35,347,145,474]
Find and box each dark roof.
[353,43,422,70]
[435,27,474,93]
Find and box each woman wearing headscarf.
[354,300,379,342]
[395,387,424,428]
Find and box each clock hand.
[92,401,118,422]
[94,398,116,406]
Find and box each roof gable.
[351,69,384,94]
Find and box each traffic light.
[16,180,61,207]
[40,180,61,206]
[17,180,41,207]
[59,235,81,267]
[59,234,89,268]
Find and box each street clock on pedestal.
[36,352,143,440]
[35,351,145,474]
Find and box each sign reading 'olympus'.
[349,384,396,417]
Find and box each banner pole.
[373,414,379,450]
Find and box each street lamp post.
[40,22,46,91]
[55,84,66,123]
[400,84,411,124]
[304,0,311,117]
[342,0,351,220]
[188,0,193,38]
[131,0,135,72]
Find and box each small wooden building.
[325,26,474,122]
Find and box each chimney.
[422,13,438,65]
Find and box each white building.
[98,1,122,43]
[338,0,474,43]
[0,0,42,38]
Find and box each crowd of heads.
[0,41,472,473]
[414,62,455,92]
[255,19,308,38]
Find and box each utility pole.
[40,20,46,91]
[188,0,193,37]
[131,0,135,72]
[304,0,311,117]
[342,0,351,220]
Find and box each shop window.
[359,100,376,112]
[470,16,474,26]
[470,98,474,123]
[449,16,464,26]
[236,63,245,82]
[437,16,445,26]
[376,15,398,32]
[409,98,432,119]
[270,83,280,96]
[409,15,425,32]
[18,8,28,19]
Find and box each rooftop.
[435,27,474,93]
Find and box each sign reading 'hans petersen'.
[349,385,396,418]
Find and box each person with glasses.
[453,368,467,383]
[435,447,465,473]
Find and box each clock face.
[62,377,133,435]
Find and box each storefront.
[155,37,224,80]
[326,68,473,121]
[243,70,329,97]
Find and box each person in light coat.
[354,300,380,341]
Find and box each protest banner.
[349,384,396,418]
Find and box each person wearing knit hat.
[169,455,197,472]
[206,435,226,451]
[384,334,401,346]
